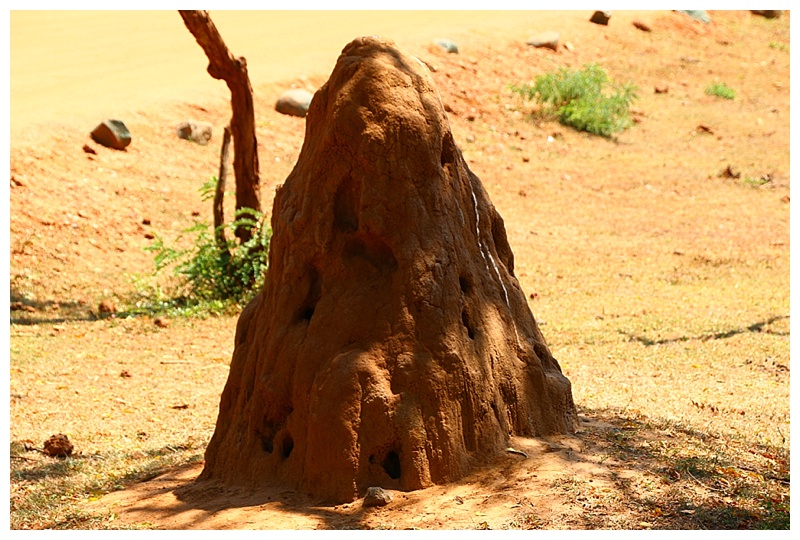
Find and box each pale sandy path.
[10,10,564,139]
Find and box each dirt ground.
[9,10,790,530]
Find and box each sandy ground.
[10,10,557,138]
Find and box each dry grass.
[9,10,789,529]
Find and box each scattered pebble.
[275,88,314,118]
[43,433,74,458]
[98,300,116,314]
[363,486,393,507]
[590,11,611,26]
[154,317,171,328]
[527,31,559,51]
[677,10,711,24]
[751,10,781,19]
[433,38,459,54]
[176,120,213,145]
[91,119,131,150]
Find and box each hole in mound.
[382,451,402,480]
[260,434,274,454]
[281,433,294,459]
[297,266,321,323]
[459,273,472,294]
[441,131,456,167]
[333,174,360,233]
[461,308,476,340]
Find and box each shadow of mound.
[86,407,788,530]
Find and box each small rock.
[363,486,393,507]
[654,84,669,94]
[632,20,651,32]
[142,218,151,225]
[43,433,74,458]
[527,31,560,51]
[90,119,131,150]
[120,370,132,378]
[720,165,741,179]
[433,38,458,54]
[751,10,781,19]
[176,121,213,145]
[677,10,710,24]
[98,300,116,314]
[82,144,97,155]
[590,11,611,25]
[275,88,314,118]
[563,41,575,52]
[144,232,155,240]
[696,124,714,134]
[154,317,171,328]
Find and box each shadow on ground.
[75,407,789,530]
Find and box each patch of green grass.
[705,83,736,100]
[768,41,788,52]
[742,176,771,188]
[510,63,638,137]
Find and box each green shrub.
[510,63,638,137]
[705,82,736,100]
[144,177,271,311]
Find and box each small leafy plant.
[705,82,736,100]
[510,63,638,137]
[144,177,271,312]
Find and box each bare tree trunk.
[179,10,261,242]
[214,125,232,257]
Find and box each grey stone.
[751,10,781,19]
[590,11,611,25]
[275,88,314,118]
[176,121,213,145]
[677,10,711,24]
[363,486,393,507]
[433,38,459,54]
[90,119,131,150]
[527,31,560,51]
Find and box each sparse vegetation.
[510,63,638,137]
[142,176,271,313]
[768,41,788,52]
[705,82,736,100]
